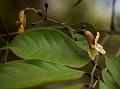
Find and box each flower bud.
[78,29,95,47]
[84,30,95,47]
[77,29,106,60]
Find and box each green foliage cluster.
[0,26,119,89]
[0,0,120,89]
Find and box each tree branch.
[3,37,9,63]
[0,16,10,63]
[110,0,116,31]
[101,0,117,45]
[89,55,99,89]
[92,76,100,88]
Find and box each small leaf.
[74,34,88,52]
[106,55,120,86]
[3,28,89,67]
[102,70,120,89]
[0,59,83,89]
[99,80,108,89]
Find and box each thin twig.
[0,32,18,37]
[116,48,120,57]
[29,8,37,12]
[85,73,99,80]
[31,20,44,26]
[92,76,100,88]
[0,16,10,63]
[30,7,75,32]
[89,55,99,89]
[0,25,65,37]
[3,37,9,63]
[0,16,9,35]
[110,0,116,31]
[46,18,75,31]
[90,61,102,70]
[101,0,116,45]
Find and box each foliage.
[100,56,120,89]
[3,28,89,67]
[0,1,120,89]
[0,59,83,89]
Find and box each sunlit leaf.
[102,70,120,89]
[105,55,120,86]
[0,59,83,89]
[2,28,89,67]
[99,80,108,89]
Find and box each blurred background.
[0,0,120,55]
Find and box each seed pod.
[78,29,95,47]
[84,30,95,47]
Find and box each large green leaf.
[0,59,83,89]
[3,28,89,67]
[102,70,120,89]
[105,55,120,86]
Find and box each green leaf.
[69,30,88,52]
[0,59,83,89]
[3,28,89,67]
[102,70,120,89]
[56,84,83,89]
[74,35,88,52]
[106,55,120,86]
[99,80,108,89]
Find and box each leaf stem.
[89,55,99,89]
[92,76,100,88]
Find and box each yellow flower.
[16,10,26,33]
[16,8,29,33]
[87,32,106,60]
[77,29,106,60]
